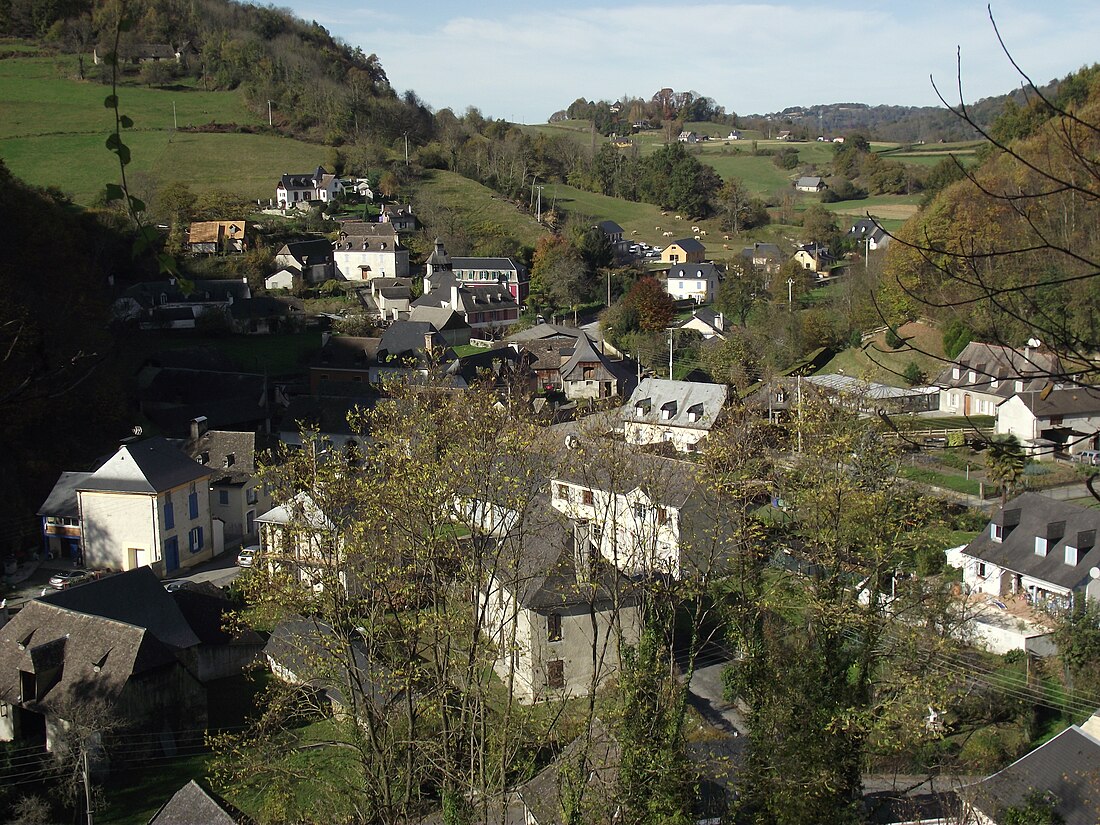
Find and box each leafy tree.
[529,234,588,312]
[902,361,925,386]
[715,263,767,326]
[1051,600,1100,697]
[941,319,973,360]
[999,791,1066,825]
[986,434,1026,504]
[622,276,674,332]
[700,332,759,389]
[801,205,841,248]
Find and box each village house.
[792,242,835,273]
[0,569,262,755]
[37,472,92,563]
[661,237,707,265]
[741,242,784,274]
[184,417,270,546]
[478,512,642,704]
[412,279,520,332]
[679,307,728,340]
[678,130,698,144]
[934,342,1062,417]
[623,378,728,453]
[367,277,413,320]
[952,494,1100,612]
[149,781,248,825]
[994,386,1100,460]
[795,176,827,193]
[423,239,530,304]
[665,262,722,304]
[92,42,189,65]
[378,203,417,232]
[332,221,409,280]
[268,238,336,289]
[77,437,218,576]
[112,278,251,330]
[847,218,890,251]
[186,220,251,255]
[506,324,631,399]
[275,166,342,209]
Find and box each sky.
[277,1,1100,124]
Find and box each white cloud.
[283,1,1100,122]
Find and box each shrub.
[902,361,924,385]
[885,327,904,349]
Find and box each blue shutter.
[165,501,174,529]
[189,491,199,519]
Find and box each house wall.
[266,268,296,290]
[79,481,213,576]
[183,641,264,683]
[0,702,12,741]
[661,244,705,265]
[481,579,641,704]
[939,387,1000,416]
[333,248,409,280]
[666,275,717,304]
[210,480,267,545]
[550,483,681,577]
[564,378,614,401]
[624,420,706,453]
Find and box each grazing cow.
[631,230,638,235]
[655,226,661,231]
[724,234,731,241]
[723,244,730,249]
[661,211,668,216]
[692,225,700,233]
[663,231,673,237]
[700,230,707,236]
[694,235,701,240]
[675,215,683,220]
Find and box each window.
[1066,545,1080,566]
[164,500,175,530]
[218,490,230,506]
[634,503,647,519]
[547,613,562,642]
[657,507,669,526]
[582,490,594,506]
[188,485,199,519]
[968,370,976,383]
[991,524,1004,542]
[1035,537,1048,556]
[188,526,204,553]
[554,484,569,501]
[977,562,987,578]
[1015,380,1024,393]
[225,453,235,468]
[247,487,259,505]
[547,659,565,689]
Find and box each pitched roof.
[961,493,1100,592]
[518,718,621,825]
[796,176,824,187]
[407,305,471,333]
[595,220,624,235]
[1011,387,1100,419]
[121,279,249,308]
[379,321,454,362]
[668,237,705,253]
[451,257,524,273]
[625,378,727,431]
[79,437,212,494]
[277,238,334,264]
[668,262,722,281]
[149,780,250,825]
[313,336,382,370]
[38,471,93,518]
[278,167,327,189]
[559,332,618,383]
[966,725,1100,825]
[742,242,782,259]
[185,430,259,483]
[187,221,249,245]
[934,342,1062,397]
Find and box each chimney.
[716,312,724,332]
[425,333,435,352]
[190,416,208,441]
[450,284,460,309]
[574,521,593,583]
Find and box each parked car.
[237,545,260,568]
[1073,449,1100,466]
[48,569,96,590]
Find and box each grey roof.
[1011,387,1100,419]
[961,493,1100,592]
[149,780,247,825]
[667,262,722,281]
[277,238,334,265]
[313,335,382,370]
[680,306,724,334]
[38,471,93,518]
[138,369,269,435]
[79,437,212,494]
[426,238,452,271]
[796,176,824,188]
[505,323,584,343]
[519,718,620,825]
[415,278,519,314]
[379,321,454,362]
[451,256,524,274]
[742,242,782,260]
[121,279,250,309]
[625,378,727,431]
[804,373,937,401]
[278,167,326,189]
[265,618,405,713]
[560,332,618,383]
[966,725,1100,825]
[847,218,887,242]
[934,342,1062,398]
[668,237,705,253]
[186,430,259,483]
[595,220,624,235]
[408,305,471,333]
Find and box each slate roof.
[278,167,326,189]
[138,369,269,435]
[79,436,212,494]
[506,323,584,343]
[518,718,620,825]
[625,378,727,431]
[961,493,1100,592]
[796,176,824,188]
[121,279,250,308]
[407,305,471,333]
[847,218,887,242]
[667,262,722,281]
[595,219,624,235]
[1011,387,1100,419]
[934,342,1062,398]
[668,237,705,253]
[149,780,249,825]
[38,471,93,518]
[966,725,1100,825]
[185,430,259,484]
[680,306,724,334]
[313,336,382,370]
[379,321,454,363]
[451,257,524,274]
[559,332,618,383]
[265,619,406,712]
[277,239,334,265]
[742,242,782,260]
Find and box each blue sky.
[278,1,1100,123]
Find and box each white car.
[237,545,260,568]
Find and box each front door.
[165,537,179,573]
[964,393,971,415]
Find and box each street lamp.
[787,277,796,311]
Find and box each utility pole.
[83,745,93,825]
[865,236,871,270]
[787,277,795,312]
[797,374,803,454]
[606,269,611,308]
[403,132,409,166]
[535,185,544,223]
[268,100,273,127]
[668,330,674,379]
[172,100,177,130]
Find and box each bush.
[902,361,924,385]
[885,327,904,349]
[915,546,946,576]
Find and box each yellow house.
[660,237,706,265]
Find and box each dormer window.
[1015,380,1024,393]
[968,370,976,383]
[661,401,677,420]
[991,524,1004,542]
[952,366,961,380]
[1065,545,1081,566]
[991,378,999,388]
[225,453,235,468]
[1035,536,1048,556]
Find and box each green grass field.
[0,54,328,203]
[822,320,947,387]
[415,169,548,250]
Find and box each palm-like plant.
[986,434,1026,505]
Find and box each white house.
[269,239,335,288]
[679,307,728,340]
[665,262,722,305]
[935,342,1062,416]
[953,493,1100,612]
[623,378,727,453]
[794,176,826,193]
[77,437,217,576]
[995,387,1100,460]
[275,166,342,209]
[331,221,409,281]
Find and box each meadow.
[0,53,327,203]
